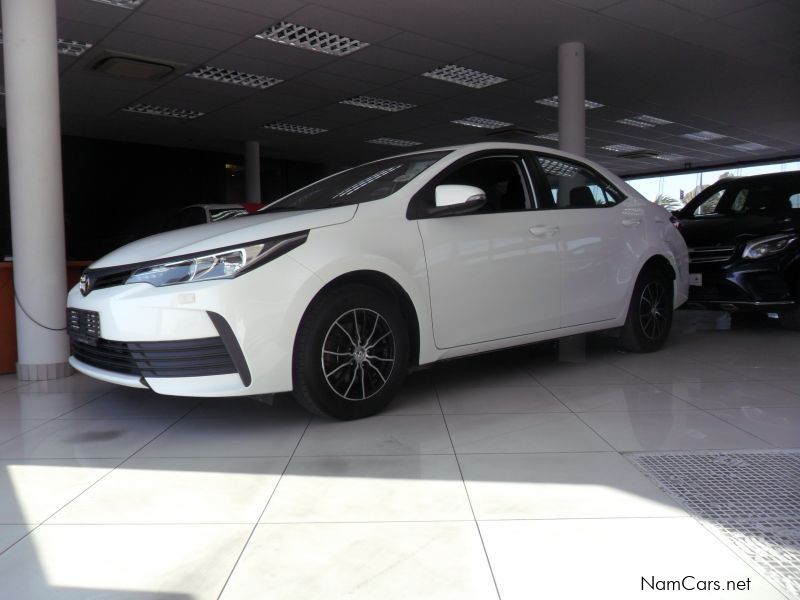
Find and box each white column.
[557,41,587,363]
[245,140,261,203]
[2,0,71,380]
[558,41,586,157]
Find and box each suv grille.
[689,245,736,264]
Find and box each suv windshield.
[259,151,449,213]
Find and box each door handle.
[622,218,641,227]
[530,225,560,237]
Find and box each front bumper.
[66,255,324,397]
[686,250,798,311]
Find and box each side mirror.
[431,184,487,216]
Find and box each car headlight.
[125,231,308,287]
[742,234,798,260]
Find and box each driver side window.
[439,156,532,213]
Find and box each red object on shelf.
[0,261,91,375]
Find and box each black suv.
[674,171,800,328]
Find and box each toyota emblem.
[79,273,90,296]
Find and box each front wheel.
[292,285,409,420]
[618,268,673,352]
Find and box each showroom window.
[534,155,624,209]
[438,156,533,213]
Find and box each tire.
[292,284,409,420]
[618,267,674,353]
[778,307,800,330]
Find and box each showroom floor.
[0,311,797,599]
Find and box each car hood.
[91,205,357,268]
[678,214,798,247]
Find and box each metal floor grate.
[628,450,800,600]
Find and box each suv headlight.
[125,231,308,287]
[742,234,798,260]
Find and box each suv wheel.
[292,285,409,419]
[778,281,800,329]
[618,267,673,352]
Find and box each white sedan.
[67,143,689,419]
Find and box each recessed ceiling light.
[255,21,368,57]
[340,96,416,112]
[87,0,143,8]
[683,130,726,141]
[366,138,422,147]
[452,116,513,129]
[535,95,604,109]
[123,103,204,119]
[635,114,673,125]
[602,143,645,153]
[539,158,579,177]
[0,31,93,57]
[617,118,655,129]
[535,132,559,141]
[264,122,327,135]
[654,153,689,161]
[186,65,282,90]
[57,38,93,57]
[422,64,507,89]
[733,142,770,152]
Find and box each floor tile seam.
[0,395,100,420]
[437,381,502,600]
[565,411,619,452]
[50,386,133,420]
[441,409,572,415]
[454,449,622,456]
[0,419,59,452]
[215,416,312,600]
[690,404,783,448]
[27,402,206,542]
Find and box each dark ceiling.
[2,0,799,175]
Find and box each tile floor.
[0,311,797,599]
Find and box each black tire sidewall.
[620,268,673,352]
[293,285,409,419]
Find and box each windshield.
[258,151,449,212]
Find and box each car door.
[530,154,645,328]
[412,153,561,348]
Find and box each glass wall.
[627,159,800,210]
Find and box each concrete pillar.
[2,0,71,380]
[558,41,586,157]
[557,41,587,363]
[245,141,261,203]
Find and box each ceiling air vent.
[91,52,182,81]
[617,150,660,159]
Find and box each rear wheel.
[618,268,673,352]
[292,285,409,419]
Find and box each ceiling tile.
[140,0,275,35]
[229,38,338,69]
[119,13,243,51]
[663,0,768,18]
[602,0,706,34]
[720,1,800,36]
[55,0,131,27]
[350,46,441,74]
[201,0,307,18]
[380,32,471,61]
[318,60,410,86]
[101,30,218,65]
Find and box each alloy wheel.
[639,281,667,340]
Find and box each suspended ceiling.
[2,0,799,175]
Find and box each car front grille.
[689,245,737,264]
[70,335,237,378]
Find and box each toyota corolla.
[67,143,689,419]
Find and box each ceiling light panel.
[87,0,143,8]
[452,116,513,129]
[422,64,507,89]
[366,138,422,147]
[617,118,655,129]
[0,31,93,57]
[635,114,673,125]
[57,39,93,57]
[535,95,604,109]
[255,21,368,57]
[123,103,204,119]
[264,122,327,135]
[539,158,578,177]
[535,132,559,141]
[683,130,726,141]
[733,142,770,151]
[654,153,689,161]
[186,65,282,90]
[602,143,645,153]
[340,96,416,112]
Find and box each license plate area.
[67,308,101,346]
[689,273,703,287]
